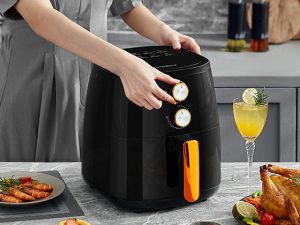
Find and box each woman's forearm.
[121,4,169,45]
[15,0,127,75]
[14,0,179,109]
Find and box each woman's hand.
[121,5,201,54]
[159,25,201,55]
[117,54,179,110]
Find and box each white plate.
[0,171,65,206]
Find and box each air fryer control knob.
[172,108,191,128]
[172,82,189,102]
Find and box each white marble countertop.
[108,33,300,88]
[1,162,298,225]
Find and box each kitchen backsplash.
[108,0,228,34]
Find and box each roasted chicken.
[260,165,289,219]
[276,220,293,225]
[276,198,300,225]
[259,164,300,224]
[268,164,300,178]
[270,174,300,214]
[287,198,300,225]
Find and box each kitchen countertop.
[108,32,300,88]
[1,162,298,225]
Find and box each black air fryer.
[82,46,221,210]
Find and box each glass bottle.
[250,0,269,52]
[226,0,247,52]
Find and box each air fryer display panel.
[126,46,207,72]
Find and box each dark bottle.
[227,0,247,52]
[250,0,269,52]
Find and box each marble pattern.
[1,162,298,225]
[108,0,228,34]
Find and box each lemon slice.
[233,201,260,222]
[242,88,257,105]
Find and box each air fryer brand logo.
[156,64,177,69]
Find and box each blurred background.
[107,0,300,163]
[108,0,228,34]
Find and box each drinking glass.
[233,98,268,187]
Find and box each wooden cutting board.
[247,0,300,43]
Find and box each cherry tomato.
[261,212,276,225]
[18,176,32,184]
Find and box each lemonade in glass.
[233,88,268,186]
[233,102,268,141]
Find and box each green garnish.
[252,190,263,198]
[0,176,21,192]
[254,88,268,105]
[242,217,253,222]
[291,176,300,187]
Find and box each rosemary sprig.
[291,176,300,187]
[0,176,20,192]
[254,88,268,105]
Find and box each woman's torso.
[0,0,113,161]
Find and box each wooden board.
[247,0,300,44]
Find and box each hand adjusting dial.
[172,82,189,102]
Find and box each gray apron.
[0,0,141,162]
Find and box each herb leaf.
[254,88,268,105]
[291,176,300,187]
[0,176,20,192]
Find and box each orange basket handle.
[183,140,200,202]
